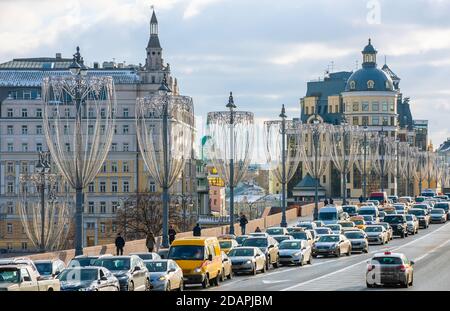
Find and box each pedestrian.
[145,231,155,253]
[359,195,364,204]
[115,233,125,256]
[255,226,262,232]
[329,198,334,205]
[324,199,329,205]
[193,223,202,237]
[168,225,177,245]
[239,213,249,235]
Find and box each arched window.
[349,81,356,90]
[367,80,375,89]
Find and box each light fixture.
[69,57,81,76]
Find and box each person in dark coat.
[359,195,364,204]
[145,232,155,253]
[193,223,202,237]
[115,233,125,256]
[255,226,262,232]
[239,213,249,235]
[324,199,329,205]
[329,198,334,205]
[168,225,177,245]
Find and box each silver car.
[325,224,343,235]
[58,267,119,291]
[278,240,312,266]
[130,252,162,261]
[344,230,369,253]
[144,259,183,291]
[430,208,447,223]
[312,234,352,257]
[34,259,66,280]
[364,225,388,245]
[228,247,266,275]
[405,214,419,234]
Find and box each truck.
[0,263,60,291]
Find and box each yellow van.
[168,237,223,288]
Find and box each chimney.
[93,62,99,69]
[55,53,62,59]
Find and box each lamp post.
[312,121,320,220]
[362,126,368,201]
[280,106,287,227]
[379,128,386,193]
[35,152,51,252]
[227,94,236,234]
[395,139,400,196]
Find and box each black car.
[58,267,120,291]
[383,215,408,238]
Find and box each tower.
[145,9,163,71]
[362,38,377,68]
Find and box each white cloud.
[182,0,225,19]
[270,43,353,65]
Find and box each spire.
[362,38,377,68]
[150,7,158,35]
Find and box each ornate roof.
[345,67,394,92]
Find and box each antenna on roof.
[330,61,334,73]
[355,60,359,70]
[384,55,387,65]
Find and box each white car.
[278,240,312,266]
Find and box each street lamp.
[207,93,254,235]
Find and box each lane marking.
[280,222,450,291]
[413,239,450,262]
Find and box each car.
[383,215,408,238]
[405,214,419,235]
[218,238,239,254]
[314,227,333,238]
[358,206,380,222]
[364,225,389,245]
[68,255,101,268]
[248,232,269,237]
[130,252,162,261]
[296,221,317,231]
[388,195,398,203]
[312,234,352,257]
[362,215,376,225]
[429,208,447,223]
[58,267,119,291]
[0,263,61,291]
[278,240,312,266]
[157,248,170,259]
[408,208,430,229]
[378,222,393,241]
[242,236,279,270]
[392,204,407,215]
[399,196,413,206]
[325,224,343,235]
[312,220,325,227]
[378,211,386,222]
[235,235,250,246]
[338,221,357,232]
[349,216,367,230]
[0,257,40,277]
[144,259,183,291]
[383,207,397,215]
[342,205,359,217]
[433,202,450,220]
[318,205,346,224]
[265,227,289,236]
[344,230,369,253]
[33,259,66,280]
[272,235,293,244]
[227,247,266,275]
[287,227,305,234]
[367,200,380,207]
[220,252,233,281]
[92,255,150,291]
[289,230,314,247]
[415,196,426,203]
[434,195,449,200]
[366,251,414,288]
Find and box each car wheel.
[214,274,220,286]
[366,282,374,288]
[220,269,225,282]
[128,281,134,292]
[273,256,279,269]
[166,281,171,291]
[178,280,184,291]
[201,275,209,289]
[336,249,341,257]
[227,270,233,279]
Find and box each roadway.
[195,219,450,291]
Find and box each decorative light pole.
[136,77,194,248]
[264,105,302,227]
[43,47,116,255]
[363,126,368,201]
[207,93,254,235]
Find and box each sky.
[0,0,450,160]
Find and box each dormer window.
[349,81,356,90]
[367,80,375,89]
[385,81,390,89]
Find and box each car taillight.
[399,265,406,272]
[367,264,375,272]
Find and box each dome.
[345,67,394,92]
[362,38,377,54]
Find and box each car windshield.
[371,257,403,265]
[69,258,97,267]
[93,258,131,271]
[279,241,301,250]
[405,215,414,221]
[316,228,330,234]
[0,268,20,283]
[409,209,425,216]
[58,269,98,281]
[359,209,375,215]
[291,232,307,240]
[384,216,404,223]
[353,219,364,225]
[344,232,365,239]
[343,206,357,213]
[266,228,284,235]
[297,223,312,229]
[274,236,290,243]
[434,203,449,210]
[236,236,248,244]
[242,238,268,248]
[365,226,382,232]
[413,204,428,209]
[326,225,340,230]
[145,261,167,272]
[318,212,337,221]
[340,222,353,228]
[35,263,52,276]
[219,241,232,249]
[318,235,339,242]
[431,209,444,214]
[228,248,254,257]
[168,246,205,260]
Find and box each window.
[36,108,42,118]
[65,108,70,118]
[372,102,379,111]
[349,81,356,90]
[352,102,359,112]
[362,102,369,112]
[21,242,28,250]
[7,125,13,135]
[100,125,105,135]
[87,222,95,229]
[88,202,95,214]
[391,116,395,126]
[88,182,94,193]
[111,143,117,152]
[21,108,28,117]
[36,143,43,152]
[335,105,339,113]
[100,223,106,233]
[111,162,118,173]
[112,202,118,214]
[114,125,117,134]
[123,125,129,134]
[100,202,106,214]
[100,182,106,193]
[111,181,118,193]
[352,116,359,125]
[88,125,94,135]
[7,223,12,233]
[21,125,28,135]
[372,116,379,125]
[7,143,13,152]
[23,91,31,100]
[123,143,129,152]
[22,143,28,152]
[382,102,388,112]
[123,162,129,173]
[382,116,389,126]
[65,143,70,152]
[36,125,43,135]
[7,108,13,117]
[305,106,309,115]
[389,102,395,112]
[123,181,129,193]
[101,162,107,173]
[149,181,156,192]
[7,203,14,214]
[101,108,106,118]
[112,223,117,233]
[362,116,369,126]
[123,108,129,117]
[7,162,14,173]
[88,108,94,118]
[367,80,375,89]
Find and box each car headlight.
[246,260,252,264]
[158,276,166,281]
[193,267,202,273]
[293,252,302,257]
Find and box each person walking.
[145,231,155,253]
[115,233,125,256]
[255,226,262,232]
[324,199,329,205]
[168,225,177,245]
[193,223,202,237]
[359,195,364,204]
[329,198,334,205]
[239,213,249,235]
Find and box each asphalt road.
[191,219,450,291]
